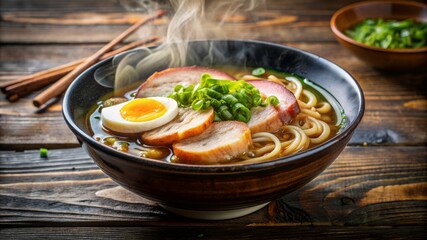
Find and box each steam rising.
[111,0,263,95]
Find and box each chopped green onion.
[40,148,48,158]
[206,89,222,99]
[252,67,266,76]
[210,99,222,108]
[167,73,279,123]
[345,18,427,49]
[174,84,185,92]
[213,111,222,122]
[235,114,247,122]
[219,105,233,120]
[231,103,251,122]
[192,99,204,110]
[222,94,238,106]
[210,84,228,94]
[266,96,280,106]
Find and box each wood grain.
[1,43,426,149]
[1,147,426,225]
[0,0,364,12]
[0,0,370,44]
[1,226,426,239]
[0,16,336,44]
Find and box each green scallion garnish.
[252,67,266,76]
[168,73,279,123]
[345,18,427,49]
[40,148,48,158]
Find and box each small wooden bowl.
[330,1,427,71]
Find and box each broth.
[86,66,345,164]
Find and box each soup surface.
[86,66,345,165]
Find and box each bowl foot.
[160,202,269,220]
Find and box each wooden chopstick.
[1,37,159,93]
[32,9,166,107]
[4,37,161,102]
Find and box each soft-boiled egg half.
[101,97,178,133]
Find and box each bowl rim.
[63,39,365,174]
[330,0,427,53]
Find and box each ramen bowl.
[330,1,427,71]
[63,40,364,220]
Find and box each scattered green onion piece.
[178,91,192,105]
[206,89,222,99]
[266,96,280,106]
[209,99,221,108]
[174,84,185,92]
[235,114,247,122]
[168,92,178,101]
[192,99,204,111]
[202,100,211,109]
[40,148,48,158]
[221,110,233,120]
[253,95,263,106]
[252,67,266,76]
[186,85,194,91]
[210,84,228,94]
[222,94,238,106]
[218,105,229,113]
[231,103,251,123]
[213,111,222,122]
[218,105,232,120]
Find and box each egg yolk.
[120,98,167,122]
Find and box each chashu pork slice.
[173,121,252,165]
[135,66,235,98]
[248,80,300,125]
[141,107,214,146]
[248,105,283,133]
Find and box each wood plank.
[1,226,426,239]
[1,43,425,148]
[2,0,424,44]
[1,146,426,225]
[0,0,363,12]
[0,21,165,44]
[0,96,80,150]
[0,44,105,75]
[0,14,334,44]
[0,0,371,44]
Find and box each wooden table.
[1,0,426,239]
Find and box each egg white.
[101,97,178,134]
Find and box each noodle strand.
[241,132,282,164]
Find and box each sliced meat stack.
[173,121,252,165]
[136,66,301,165]
[135,66,235,98]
